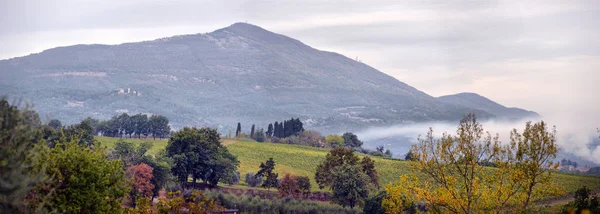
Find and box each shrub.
[245,173,263,187]
[204,191,360,214]
[227,171,240,186]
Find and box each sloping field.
[95,136,600,193]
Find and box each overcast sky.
[1,0,599,157]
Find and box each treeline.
[234,118,393,158]
[235,118,304,141]
[95,113,171,139]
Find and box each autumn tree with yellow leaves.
[383,113,563,213]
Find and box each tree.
[342,132,363,149]
[0,100,47,213]
[236,122,241,137]
[254,128,265,142]
[361,156,380,188]
[117,113,131,138]
[149,115,170,140]
[404,150,416,161]
[48,119,62,130]
[166,127,238,187]
[273,122,279,138]
[562,186,600,213]
[363,191,387,214]
[296,176,311,199]
[384,114,506,213]
[130,114,149,139]
[63,119,95,146]
[278,173,301,198]
[256,158,278,189]
[383,114,563,213]
[325,134,344,147]
[509,121,561,209]
[315,146,359,189]
[330,164,370,208]
[128,163,154,207]
[34,141,128,213]
[266,123,273,138]
[250,124,255,138]
[112,140,171,199]
[298,130,323,147]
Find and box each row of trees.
[235,118,305,140]
[96,113,171,139]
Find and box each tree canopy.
[166,127,238,187]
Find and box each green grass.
[95,136,600,194]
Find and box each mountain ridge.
[437,92,539,120]
[0,22,535,133]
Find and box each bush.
[245,173,263,187]
[562,186,600,213]
[204,191,360,214]
[227,171,241,186]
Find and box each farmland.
[95,136,600,193]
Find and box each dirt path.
[536,188,600,206]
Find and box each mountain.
[0,23,532,133]
[437,93,539,120]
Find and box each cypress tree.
[273,122,279,138]
[236,122,241,137]
[250,124,255,139]
[266,123,273,138]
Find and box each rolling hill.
[95,136,600,194]
[438,92,539,120]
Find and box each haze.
[1,0,599,161]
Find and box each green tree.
[63,119,95,146]
[48,119,62,130]
[131,114,149,139]
[256,158,278,189]
[254,128,266,142]
[331,164,370,208]
[363,191,387,214]
[315,146,359,189]
[149,115,170,140]
[117,113,131,138]
[35,141,128,213]
[166,127,238,187]
[361,156,380,188]
[266,123,273,138]
[250,124,255,138]
[0,100,47,213]
[325,134,344,147]
[236,122,241,137]
[297,175,311,199]
[274,122,279,138]
[342,132,363,149]
[562,186,600,213]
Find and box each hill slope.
[96,136,600,193]
[438,92,539,120]
[1,23,532,132]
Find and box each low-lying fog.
[358,117,600,165]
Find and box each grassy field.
[95,136,600,194]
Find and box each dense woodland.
[1,99,599,213]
